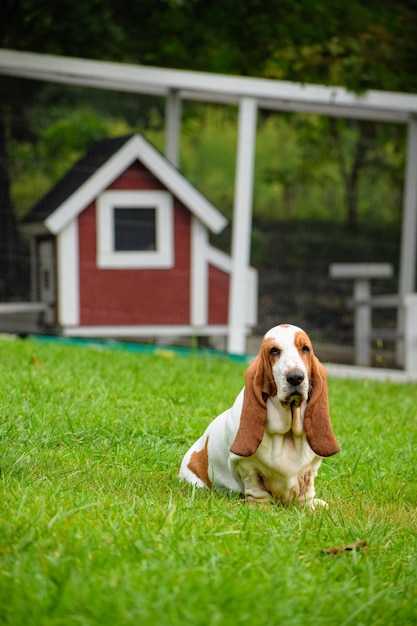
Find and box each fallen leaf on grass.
[324,540,367,555]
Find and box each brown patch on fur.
[230,338,277,458]
[187,437,212,487]
[294,331,310,348]
[263,337,281,366]
[294,330,313,372]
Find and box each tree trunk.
[329,118,373,234]
[346,122,370,233]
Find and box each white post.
[397,116,417,364]
[404,293,417,374]
[165,88,182,167]
[227,97,258,354]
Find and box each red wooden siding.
[208,265,229,324]
[78,162,191,326]
[107,160,165,192]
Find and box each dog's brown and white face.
[230,323,340,459]
[263,324,312,409]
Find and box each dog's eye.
[301,345,310,354]
[270,347,281,356]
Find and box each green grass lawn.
[0,337,416,626]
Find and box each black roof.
[23,135,134,224]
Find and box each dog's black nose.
[286,369,305,386]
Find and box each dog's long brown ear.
[304,355,340,457]
[230,348,277,457]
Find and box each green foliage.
[4,0,417,93]
[179,105,238,218]
[10,108,132,217]
[179,108,403,228]
[40,110,110,157]
[0,337,416,625]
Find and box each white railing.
[329,263,417,374]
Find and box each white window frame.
[97,190,174,268]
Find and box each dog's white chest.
[242,431,316,502]
[258,429,315,477]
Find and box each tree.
[1,0,417,295]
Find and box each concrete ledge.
[325,362,417,383]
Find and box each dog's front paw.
[305,497,328,510]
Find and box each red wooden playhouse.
[22,134,257,344]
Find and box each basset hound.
[180,324,340,507]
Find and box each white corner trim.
[57,220,79,326]
[190,217,208,326]
[96,190,174,269]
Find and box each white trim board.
[62,325,235,337]
[57,221,79,326]
[2,50,417,123]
